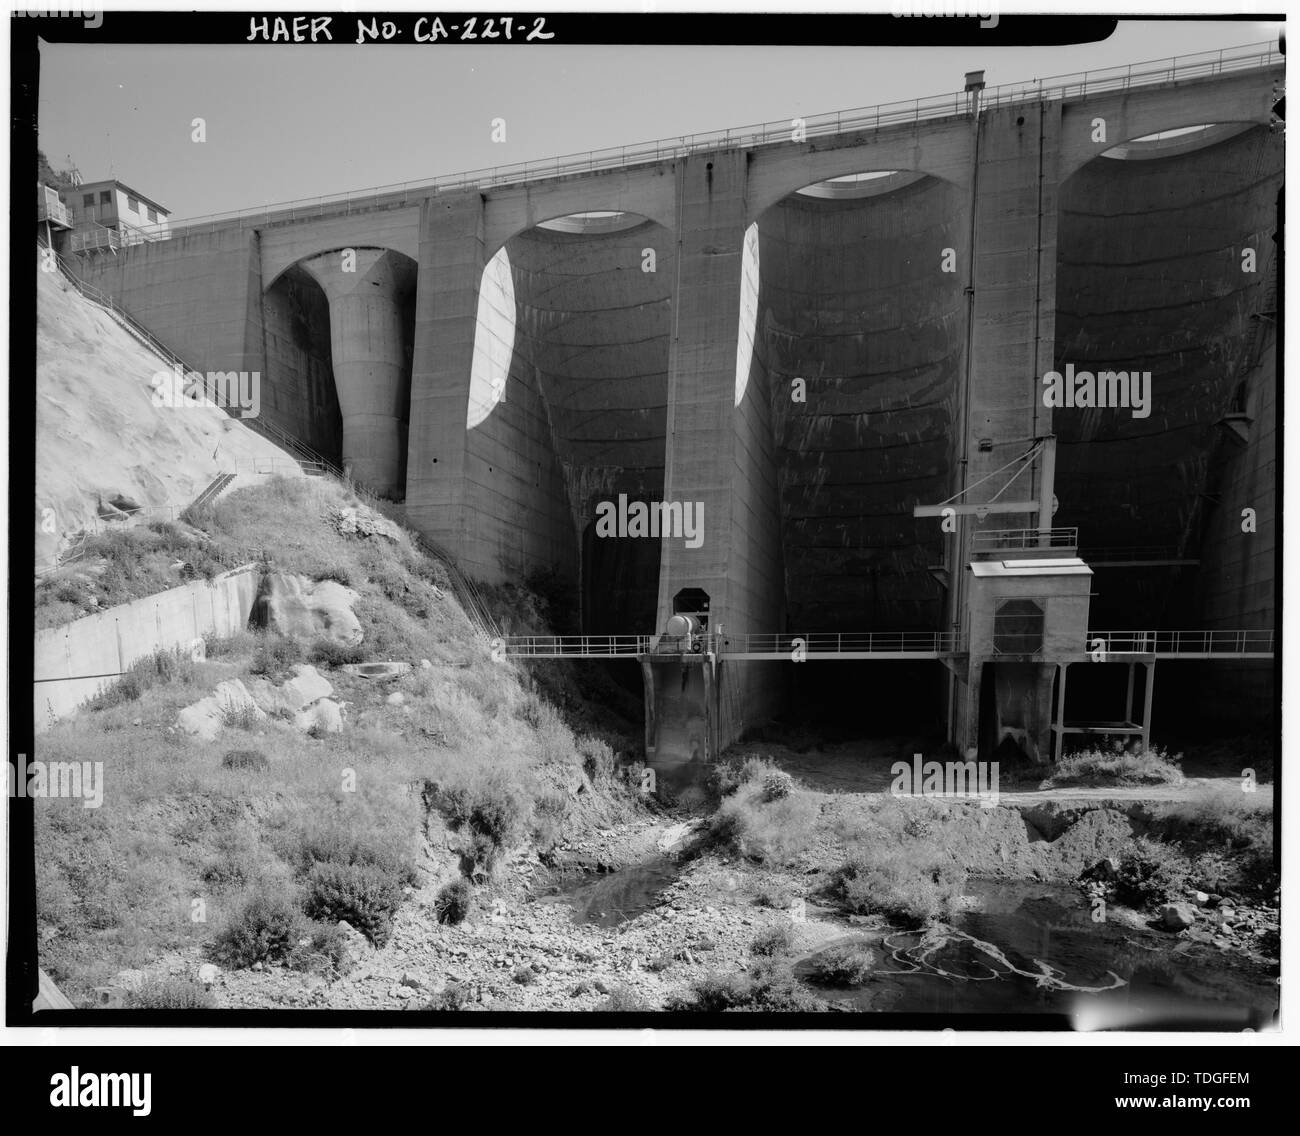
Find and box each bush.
[429,982,471,1011]
[512,965,538,986]
[84,647,197,711]
[666,960,824,1013]
[126,976,215,1010]
[752,882,795,910]
[309,638,365,668]
[834,844,965,928]
[303,861,403,946]
[433,879,473,925]
[710,780,819,865]
[598,985,649,1012]
[252,634,303,678]
[289,921,356,978]
[220,703,263,731]
[579,736,616,782]
[808,942,875,986]
[221,749,269,773]
[750,925,794,957]
[467,784,526,852]
[1050,742,1184,788]
[761,770,796,801]
[1115,838,1192,908]
[211,891,303,969]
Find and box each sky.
[36,14,1283,223]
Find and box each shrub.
[200,846,257,890]
[429,982,471,1011]
[598,985,649,1012]
[752,882,795,910]
[709,780,819,865]
[467,784,526,852]
[221,749,269,773]
[220,703,263,731]
[309,638,365,668]
[433,879,473,925]
[1050,742,1184,788]
[834,844,965,928]
[303,861,403,946]
[750,925,794,957]
[251,634,303,677]
[666,960,824,1013]
[289,921,356,978]
[808,942,875,986]
[126,976,215,1010]
[579,736,616,782]
[83,647,196,711]
[211,891,304,969]
[761,770,796,802]
[1115,837,1192,908]
[512,965,538,985]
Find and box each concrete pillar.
[405,196,487,561]
[651,151,785,758]
[301,248,415,497]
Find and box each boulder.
[197,963,221,986]
[332,506,404,542]
[386,691,405,706]
[337,921,372,966]
[280,664,334,710]
[294,698,344,735]
[254,573,363,646]
[1159,902,1197,931]
[177,679,266,740]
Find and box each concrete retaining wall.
[34,565,261,732]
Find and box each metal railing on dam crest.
[112,40,1281,242]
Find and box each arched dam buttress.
[458,212,673,644]
[759,173,967,736]
[1051,123,1281,731]
[300,248,417,498]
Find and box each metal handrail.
[126,40,1279,242]
[972,527,1079,552]
[1085,629,1274,655]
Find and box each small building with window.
[67,179,170,252]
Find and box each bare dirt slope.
[35,248,301,567]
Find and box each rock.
[254,572,363,646]
[337,921,373,964]
[331,506,404,542]
[132,717,142,727]
[1193,891,1211,906]
[592,979,611,995]
[1159,903,1197,931]
[394,987,415,999]
[280,664,334,710]
[294,698,344,735]
[1082,857,1119,882]
[386,691,405,706]
[110,968,146,993]
[400,973,424,990]
[177,679,266,741]
[198,963,221,986]
[1218,907,1236,921]
[93,986,126,1008]
[421,659,432,669]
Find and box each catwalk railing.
[494,629,1275,660]
[110,40,1280,241]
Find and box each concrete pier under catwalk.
[59,45,1282,774]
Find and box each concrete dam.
[61,44,1282,776]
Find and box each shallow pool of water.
[543,856,681,929]
[798,880,1278,1028]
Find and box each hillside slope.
[35,247,301,568]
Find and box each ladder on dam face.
[493,629,1274,661]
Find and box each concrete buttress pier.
[59,51,1282,773]
[300,248,416,497]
